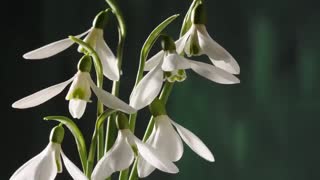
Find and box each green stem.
[104,1,127,180]
[128,82,174,180]
[86,109,117,177]
[69,36,106,170]
[104,0,127,155]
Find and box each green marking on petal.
[66,88,86,100]
[165,69,187,83]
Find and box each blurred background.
[2,0,320,179]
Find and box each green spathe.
[50,125,65,144]
[93,9,111,29]
[191,4,207,25]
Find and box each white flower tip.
[165,163,179,174]
[205,152,215,162]
[22,53,32,59]
[11,102,20,109]
[11,101,31,109]
[231,77,240,84]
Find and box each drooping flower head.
[10,126,87,180]
[138,99,214,177]
[12,55,136,119]
[91,113,179,179]
[22,9,119,81]
[176,4,240,75]
[130,35,240,110]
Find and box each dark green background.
[3,0,320,179]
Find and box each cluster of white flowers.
[10,1,240,180]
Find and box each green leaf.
[133,14,180,85]
[44,116,88,173]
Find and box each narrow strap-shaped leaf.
[134,14,180,87]
[129,14,180,132]
[43,116,88,174]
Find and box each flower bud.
[191,4,207,25]
[149,98,167,117]
[50,125,65,144]
[116,113,129,130]
[93,9,111,29]
[77,55,92,72]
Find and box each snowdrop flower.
[130,35,239,110]
[176,4,240,75]
[138,100,214,177]
[23,10,119,81]
[10,126,87,180]
[12,55,136,119]
[91,113,178,179]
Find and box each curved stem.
[44,116,88,174]
[86,109,117,177]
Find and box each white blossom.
[10,142,87,180]
[91,129,179,179]
[130,50,239,110]
[12,71,136,118]
[23,27,119,81]
[138,115,214,177]
[176,24,240,74]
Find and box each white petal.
[161,53,191,71]
[197,25,240,74]
[171,120,215,162]
[175,28,192,54]
[91,131,134,180]
[129,65,163,110]
[152,115,184,161]
[61,151,88,180]
[10,152,45,179]
[144,51,164,71]
[10,143,60,180]
[128,132,179,175]
[68,99,87,119]
[137,115,183,178]
[189,60,240,84]
[23,29,91,59]
[96,38,120,81]
[87,76,136,114]
[12,76,75,109]
[136,128,157,178]
[137,156,156,178]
